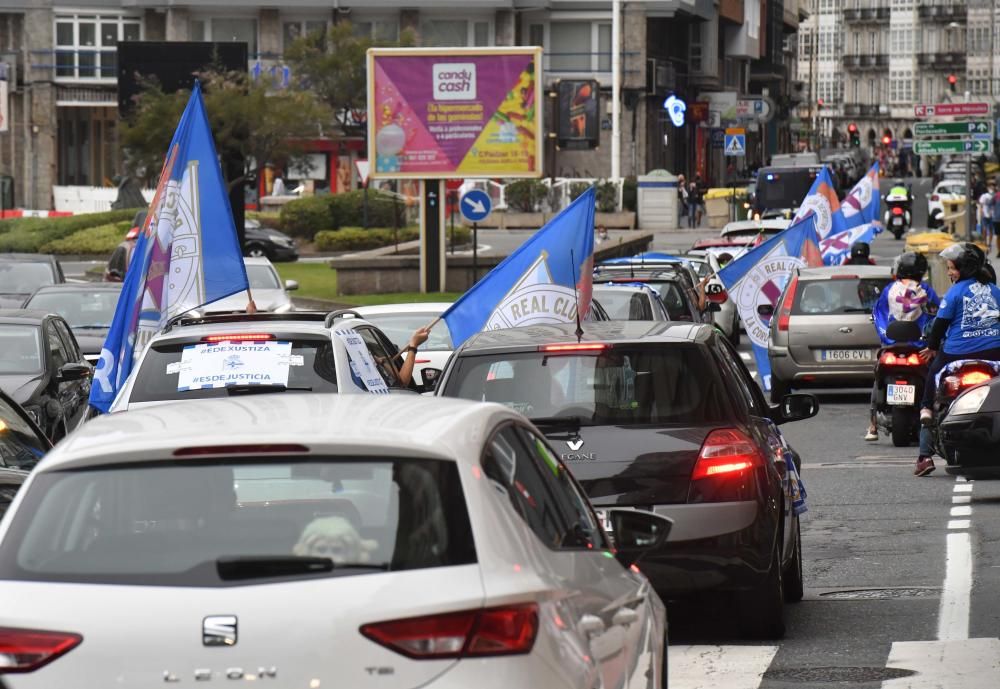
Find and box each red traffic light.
[848,123,858,133]
[882,135,891,146]
[817,98,824,106]
[948,74,957,85]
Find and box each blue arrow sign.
[460,189,492,222]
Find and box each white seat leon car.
[0,394,669,689]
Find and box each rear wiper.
[843,308,872,313]
[529,415,591,430]
[73,324,109,330]
[216,555,390,581]
[224,384,313,395]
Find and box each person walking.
[677,174,689,225]
[688,181,702,228]
[979,182,994,249]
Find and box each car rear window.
[0,457,475,586]
[0,262,56,293]
[25,290,120,329]
[0,325,42,375]
[129,337,338,402]
[246,265,281,290]
[598,280,692,321]
[445,344,731,424]
[591,289,655,321]
[793,277,890,315]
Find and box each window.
[0,326,42,375]
[45,324,68,370]
[690,23,703,73]
[190,17,258,57]
[421,19,491,47]
[53,320,80,363]
[793,278,891,315]
[283,20,327,51]
[0,482,20,520]
[351,19,399,43]
[549,21,612,73]
[528,23,545,48]
[360,312,453,352]
[0,397,48,471]
[54,13,140,80]
[354,327,402,388]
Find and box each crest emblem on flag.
[485,252,581,330]
[731,246,808,346]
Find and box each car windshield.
[246,265,281,290]
[0,326,42,374]
[446,345,730,424]
[0,262,55,293]
[361,312,453,351]
[24,290,120,329]
[129,338,339,403]
[793,278,891,315]
[591,289,656,321]
[0,457,476,586]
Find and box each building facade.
[0,0,804,210]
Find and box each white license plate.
[887,384,916,405]
[820,349,873,362]
[594,509,613,533]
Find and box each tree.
[283,22,414,138]
[119,69,330,192]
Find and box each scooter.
[927,358,1000,458]
[874,321,928,446]
[883,192,911,240]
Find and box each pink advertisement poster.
[367,48,542,179]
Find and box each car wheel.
[728,314,741,346]
[738,539,786,639]
[245,243,270,259]
[783,517,804,603]
[891,407,914,447]
[770,376,790,404]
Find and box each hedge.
[0,208,139,253]
[314,225,471,252]
[279,191,406,240]
[40,220,132,255]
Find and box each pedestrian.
[694,175,707,226]
[979,182,994,248]
[595,223,609,244]
[687,181,700,228]
[677,174,688,224]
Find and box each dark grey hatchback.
[436,321,818,638]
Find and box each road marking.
[947,520,970,530]
[937,528,973,641]
[954,484,973,493]
[953,495,971,504]
[950,506,971,517]
[882,638,1000,688]
[668,645,778,689]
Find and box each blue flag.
[90,82,250,413]
[790,166,844,240]
[718,215,823,391]
[442,187,596,348]
[836,162,880,230]
[820,222,883,266]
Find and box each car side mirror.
[757,304,775,317]
[56,362,91,383]
[706,302,722,313]
[284,279,299,291]
[420,367,443,392]
[607,509,672,568]
[772,392,819,424]
[705,283,725,296]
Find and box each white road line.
[947,520,970,530]
[950,506,972,517]
[952,495,971,504]
[882,638,1000,688]
[954,484,973,493]
[937,530,973,641]
[669,645,778,689]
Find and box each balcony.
[917,52,967,69]
[843,6,889,23]
[843,54,889,70]
[917,3,967,22]
[843,103,880,117]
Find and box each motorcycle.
[883,193,911,240]
[927,358,1000,459]
[874,321,928,446]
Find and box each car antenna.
[571,249,584,342]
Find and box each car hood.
[72,330,109,357]
[0,293,28,308]
[203,289,290,313]
[0,373,46,407]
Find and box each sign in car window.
[332,328,390,395]
[175,341,293,391]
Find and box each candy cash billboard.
[367,47,543,179]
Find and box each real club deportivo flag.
[442,187,596,348]
[820,222,883,266]
[837,162,880,229]
[791,166,843,240]
[718,215,823,391]
[90,82,250,413]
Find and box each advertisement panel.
[556,80,599,148]
[367,47,543,179]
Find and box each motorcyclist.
[865,252,939,441]
[915,243,1000,476]
[887,179,913,207]
[844,241,876,266]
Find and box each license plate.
[594,509,613,533]
[892,217,904,226]
[887,384,916,405]
[820,349,873,362]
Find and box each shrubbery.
[0,209,139,253]
[41,221,132,255]
[314,225,471,252]
[505,180,549,212]
[279,191,406,240]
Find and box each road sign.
[733,98,773,123]
[913,120,994,137]
[711,129,724,148]
[912,139,993,155]
[724,133,746,157]
[354,159,370,187]
[914,102,991,118]
[459,189,492,223]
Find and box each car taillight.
[931,194,940,202]
[691,428,763,481]
[539,343,608,353]
[360,604,538,659]
[942,367,997,397]
[879,352,922,366]
[173,444,309,457]
[891,207,904,216]
[777,276,798,332]
[0,627,82,674]
[202,334,275,343]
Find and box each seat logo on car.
[203,615,238,646]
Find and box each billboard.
[556,80,599,148]
[367,47,543,179]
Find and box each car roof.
[0,309,56,325]
[28,283,123,294]
[40,394,521,472]
[0,253,58,263]
[592,283,658,295]
[155,312,334,341]
[242,257,275,267]
[457,321,712,353]
[721,219,790,235]
[797,265,892,279]
[353,302,453,316]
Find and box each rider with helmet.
[865,252,939,441]
[915,243,1000,476]
[844,241,876,266]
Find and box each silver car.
[350,303,454,386]
[199,257,298,314]
[766,265,892,402]
[591,284,671,321]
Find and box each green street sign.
[913,120,994,136]
[913,139,993,154]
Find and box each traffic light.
[817,98,824,109]
[882,129,893,147]
[848,123,860,147]
[948,74,957,92]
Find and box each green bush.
[0,209,139,253]
[40,221,132,255]
[278,195,333,240]
[314,225,471,252]
[568,182,591,203]
[279,191,405,240]
[505,180,549,212]
[622,177,637,213]
[595,180,618,213]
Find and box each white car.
[198,257,297,314]
[719,218,791,243]
[108,312,416,412]
[927,180,965,229]
[685,250,740,344]
[349,303,453,386]
[0,394,669,688]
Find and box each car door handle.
[579,614,606,638]
[612,608,639,627]
[839,326,853,334]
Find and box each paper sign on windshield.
[176,341,293,391]
[332,328,390,395]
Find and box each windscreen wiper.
[224,384,313,395]
[216,555,389,581]
[529,415,590,430]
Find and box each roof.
[243,257,275,267]
[157,312,334,341]
[28,283,123,293]
[0,253,57,263]
[0,309,57,324]
[798,265,892,279]
[720,219,790,236]
[353,302,453,316]
[41,394,519,472]
[458,321,711,353]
